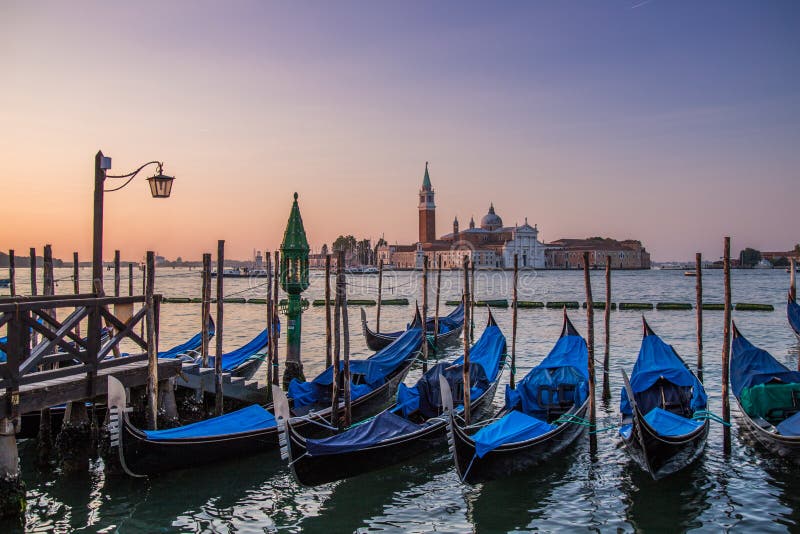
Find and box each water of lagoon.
[5,267,800,532]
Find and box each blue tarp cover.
[730,333,800,398]
[384,303,464,339]
[206,329,269,371]
[643,407,703,437]
[143,404,275,440]
[473,410,555,458]
[777,411,800,436]
[159,319,215,359]
[305,411,423,456]
[288,327,421,408]
[0,336,5,362]
[789,300,800,337]
[396,324,506,417]
[620,334,707,416]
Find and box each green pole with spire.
[280,192,310,388]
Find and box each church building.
[377,163,546,269]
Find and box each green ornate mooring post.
[280,192,310,388]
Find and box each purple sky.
[1,1,798,261]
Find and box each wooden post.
[73,252,81,337]
[266,252,273,390]
[462,256,472,425]
[583,252,597,455]
[128,263,134,296]
[696,252,704,382]
[272,250,280,386]
[114,250,120,297]
[145,251,158,430]
[92,150,105,296]
[376,258,383,333]
[511,254,518,390]
[341,250,352,428]
[790,257,796,303]
[215,240,225,416]
[39,245,56,468]
[141,264,146,339]
[422,255,429,373]
[325,254,332,367]
[8,249,14,296]
[721,237,732,453]
[434,255,442,348]
[29,248,37,345]
[470,259,476,342]
[332,252,342,427]
[602,255,611,400]
[201,253,212,367]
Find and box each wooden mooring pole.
[602,255,611,401]
[29,248,37,345]
[8,249,15,296]
[325,254,332,367]
[511,254,518,390]
[376,258,383,333]
[422,255,429,373]
[434,255,442,348]
[128,263,134,296]
[583,252,597,455]
[341,250,352,428]
[215,240,225,416]
[696,252,704,382]
[74,252,81,337]
[462,256,472,425]
[114,250,120,297]
[790,257,796,303]
[201,254,212,368]
[266,252,274,391]
[470,259,476,342]
[332,252,342,427]
[145,251,158,430]
[39,245,55,469]
[721,237,732,453]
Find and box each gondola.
[158,315,215,359]
[281,310,506,487]
[107,325,423,477]
[361,302,464,351]
[730,323,800,461]
[445,310,589,484]
[618,318,709,480]
[203,323,276,380]
[788,292,800,340]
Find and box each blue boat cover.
[206,329,269,371]
[143,404,276,440]
[473,410,555,458]
[288,327,422,408]
[643,407,703,437]
[788,299,800,337]
[776,411,800,436]
[730,332,800,397]
[384,303,464,339]
[0,336,5,362]
[505,334,588,415]
[305,411,423,456]
[395,324,506,418]
[620,334,707,416]
[159,319,216,359]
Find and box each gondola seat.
[505,365,587,422]
[635,377,693,418]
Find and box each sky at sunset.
[1,1,798,262]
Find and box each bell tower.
[418,162,436,243]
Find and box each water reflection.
[620,459,712,532]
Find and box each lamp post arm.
[105,161,163,192]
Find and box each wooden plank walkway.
[0,358,183,418]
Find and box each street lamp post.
[280,193,310,388]
[92,149,175,294]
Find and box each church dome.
[480,203,503,231]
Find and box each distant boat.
[754,259,773,269]
[345,266,379,275]
[684,271,697,277]
[210,268,270,278]
[0,278,9,288]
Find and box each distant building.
[545,238,651,269]
[377,163,546,269]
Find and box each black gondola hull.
[734,399,800,463]
[364,324,463,352]
[288,371,503,486]
[117,353,417,476]
[450,400,588,484]
[621,411,709,480]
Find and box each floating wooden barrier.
[223,297,246,304]
[656,302,693,310]
[163,297,191,303]
[312,298,382,306]
[380,298,409,306]
[702,303,724,310]
[247,298,267,304]
[734,303,774,311]
[475,299,509,308]
[618,302,654,310]
[517,301,544,308]
[582,301,617,310]
[445,300,461,306]
[546,301,580,309]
